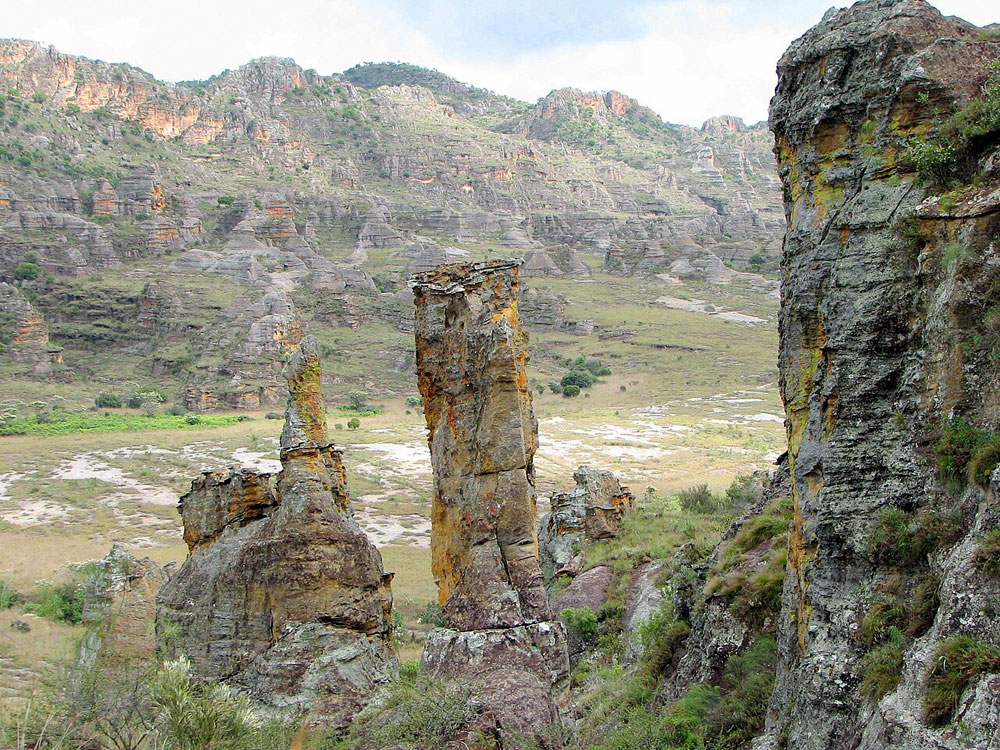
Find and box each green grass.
[925,636,1000,725]
[973,529,1000,577]
[0,411,244,436]
[860,627,906,702]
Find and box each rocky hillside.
[0,41,782,408]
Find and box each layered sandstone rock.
[538,465,635,578]
[412,259,569,748]
[157,336,396,727]
[0,281,58,374]
[757,2,1000,747]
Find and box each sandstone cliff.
[156,335,396,727]
[759,1,1000,746]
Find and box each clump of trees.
[548,356,612,397]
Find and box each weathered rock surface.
[412,259,569,748]
[0,281,59,374]
[78,545,169,670]
[757,2,1000,747]
[157,335,396,727]
[538,465,635,578]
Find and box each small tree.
[348,390,369,410]
[14,261,39,280]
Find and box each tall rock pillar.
[412,259,569,747]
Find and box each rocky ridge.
[0,39,782,406]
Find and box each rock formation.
[0,281,59,374]
[538,465,635,578]
[157,335,396,727]
[758,2,1000,747]
[412,259,569,748]
[78,545,169,670]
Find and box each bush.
[703,638,777,747]
[972,529,1000,577]
[936,415,1000,489]
[152,657,261,749]
[31,581,85,623]
[925,635,1000,725]
[640,605,691,680]
[94,392,121,409]
[417,600,445,627]
[347,417,360,430]
[0,580,17,608]
[348,390,369,410]
[166,403,187,416]
[562,606,599,642]
[405,395,423,408]
[561,369,597,390]
[860,626,906,701]
[184,414,201,425]
[562,384,581,398]
[13,261,39,280]
[677,484,717,514]
[216,195,236,206]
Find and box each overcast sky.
[4,0,997,126]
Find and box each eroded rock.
[412,259,569,748]
[157,335,396,727]
[538,465,635,578]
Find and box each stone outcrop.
[538,465,635,578]
[412,259,569,748]
[157,335,396,727]
[757,2,1000,747]
[78,545,169,670]
[0,281,58,374]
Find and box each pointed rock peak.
[280,334,327,450]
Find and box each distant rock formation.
[0,281,59,374]
[538,465,635,578]
[157,335,396,728]
[412,259,569,748]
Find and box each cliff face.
[763,1,1000,746]
[156,336,396,727]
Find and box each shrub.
[94,392,121,408]
[0,580,17,608]
[967,439,1000,487]
[216,195,236,206]
[152,657,261,749]
[562,384,581,398]
[869,507,962,566]
[860,626,906,701]
[347,417,360,430]
[561,369,597,390]
[348,390,369,409]
[703,638,777,747]
[925,636,1000,725]
[972,529,1000,577]
[184,414,201,425]
[166,403,187,416]
[31,581,85,623]
[640,606,691,680]
[677,484,716,514]
[405,395,423,408]
[417,600,445,627]
[562,606,599,642]
[936,415,1000,489]
[13,261,39,280]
